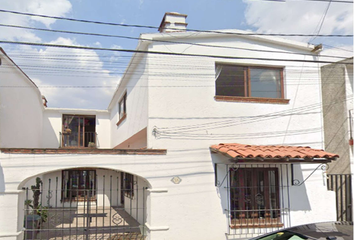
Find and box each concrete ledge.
[145,223,169,231]
[146,188,168,193]
[0,231,23,238]
[0,148,167,155]
[0,190,25,194]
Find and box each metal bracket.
[292,163,328,186]
[216,164,239,187]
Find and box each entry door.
[62,170,96,201]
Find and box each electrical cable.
[1,40,352,65]
[259,0,352,3]
[0,23,350,61]
[0,8,352,36]
[310,0,333,42]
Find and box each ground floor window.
[229,167,282,228]
[121,172,134,199]
[62,169,96,201]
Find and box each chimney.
[158,12,188,33]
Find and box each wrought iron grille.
[23,175,147,240]
[222,164,291,238]
[327,174,353,222]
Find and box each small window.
[121,172,134,199]
[117,92,127,126]
[215,64,284,99]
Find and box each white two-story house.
[0,12,338,240]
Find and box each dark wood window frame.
[215,64,289,104]
[116,92,127,126]
[62,115,96,148]
[121,172,134,199]
[61,169,96,202]
[229,167,283,228]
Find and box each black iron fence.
[23,175,147,240]
[327,174,352,222]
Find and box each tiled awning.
[210,143,338,163]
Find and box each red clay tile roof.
[210,143,338,161]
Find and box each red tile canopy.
[210,143,338,163]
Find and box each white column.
[0,190,25,240]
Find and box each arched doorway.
[21,167,149,240]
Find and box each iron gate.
[23,173,147,240]
[327,174,352,222]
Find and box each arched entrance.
[21,167,149,240]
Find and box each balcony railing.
[60,132,97,148]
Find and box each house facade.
[0,13,339,240]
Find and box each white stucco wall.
[140,34,335,238]
[42,108,111,148]
[0,33,338,240]
[0,51,43,148]
[146,35,323,151]
[109,53,149,149]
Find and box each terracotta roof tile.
[210,143,338,162]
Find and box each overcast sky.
[0,0,352,109]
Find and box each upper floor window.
[117,92,127,126]
[62,115,96,148]
[121,172,134,199]
[215,64,284,100]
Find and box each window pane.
[230,168,280,222]
[216,65,245,97]
[250,68,281,98]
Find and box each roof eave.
[107,38,151,110]
[141,30,318,53]
[228,157,334,164]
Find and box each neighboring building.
[321,57,353,222]
[0,13,339,240]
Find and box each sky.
[0,0,352,110]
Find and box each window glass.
[230,168,281,226]
[250,68,281,98]
[216,65,245,97]
[118,93,126,120]
[215,64,283,99]
[121,172,134,198]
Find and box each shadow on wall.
[211,154,313,218]
[290,164,311,211]
[0,164,5,192]
[42,113,59,148]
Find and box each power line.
[322,43,353,53]
[2,40,352,65]
[6,53,349,66]
[310,0,333,42]
[259,0,352,3]
[0,23,350,61]
[153,96,352,134]
[0,9,352,37]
